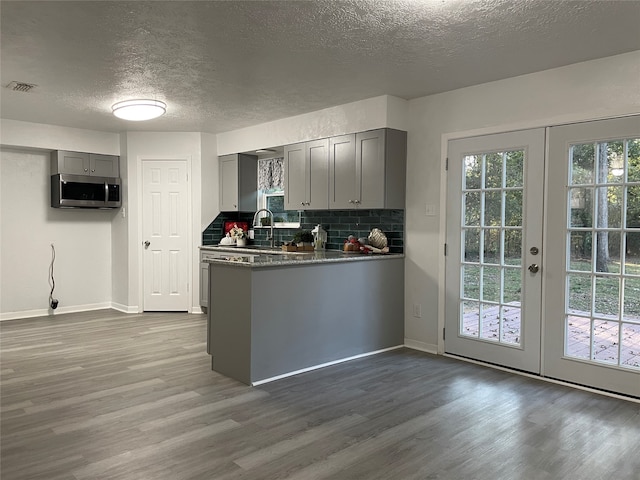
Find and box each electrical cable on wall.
[49,244,58,310]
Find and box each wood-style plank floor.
[1,309,639,480]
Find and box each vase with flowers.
[229,223,247,246]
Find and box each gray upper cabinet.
[219,153,258,212]
[284,139,329,210]
[51,150,119,177]
[329,128,406,210]
[90,154,120,177]
[329,134,356,209]
[284,143,305,210]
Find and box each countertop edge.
[200,246,404,268]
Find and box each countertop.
[200,245,403,268]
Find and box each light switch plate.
[425,204,437,216]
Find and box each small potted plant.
[229,223,247,246]
[292,230,314,251]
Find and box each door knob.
[144,241,150,249]
[528,264,539,273]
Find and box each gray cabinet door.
[307,138,329,209]
[219,155,239,211]
[330,129,406,210]
[356,129,385,209]
[285,139,329,210]
[90,154,119,177]
[219,153,258,212]
[329,134,357,209]
[51,151,120,177]
[199,262,209,308]
[284,143,306,210]
[51,151,90,175]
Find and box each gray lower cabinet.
[219,153,258,212]
[284,139,329,210]
[51,150,119,177]
[208,257,404,385]
[199,262,209,309]
[329,128,406,210]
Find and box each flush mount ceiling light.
[112,99,166,121]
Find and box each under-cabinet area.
[204,252,404,385]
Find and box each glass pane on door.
[565,138,640,370]
[460,150,523,347]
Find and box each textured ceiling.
[1,0,639,135]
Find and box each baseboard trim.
[111,303,139,314]
[0,302,112,321]
[251,345,405,386]
[404,339,438,355]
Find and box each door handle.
[528,264,539,273]
[144,241,150,249]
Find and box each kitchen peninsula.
[202,246,404,385]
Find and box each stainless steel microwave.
[51,174,121,208]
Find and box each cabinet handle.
[300,202,305,206]
[233,204,237,208]
[348,200,354,204]
[91,169,95,173]
[84,168,88,172]
[354,200,360,204]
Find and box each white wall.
[111,135,131,311]
[0,123,213,317]
[200,133,218,230]
[404,50,640,353]
[217,95,408,154]
[0,148,113,319]
[117,132,206,313]
[0,119,119,155]
[0,122,120,319]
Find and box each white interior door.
[445,129,545,374]
[142,160,189,311]
[545,116,640,397]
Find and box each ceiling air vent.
[6,81,37,92]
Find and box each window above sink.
[255,155,301,229]
[256,187,301,228]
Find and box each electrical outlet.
[412,303,422,318]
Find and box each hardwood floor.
[1,309,639,480]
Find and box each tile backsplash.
[203,209,404,253]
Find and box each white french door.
[445,129,545,374]
[446,117,640,397]
[545,116,640,398]
[142,160,190,312]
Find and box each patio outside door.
[545,116,640,398]
[445,129,545,374]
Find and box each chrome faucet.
[252,208,275,247]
